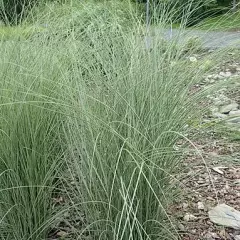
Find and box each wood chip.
[212,166,228,175]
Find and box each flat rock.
[212,112,228,119]
[229,110,240,116]
[227,117,240,124]
[220,103,239,114]
[208,204,240,229]
[211,94,232,107]
[219,71,232,77]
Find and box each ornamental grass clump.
[0,1,223,239]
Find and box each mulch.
[169,54,240,240]
[170,134,240,240]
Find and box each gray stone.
[183,213,197,221]
[225,71,232,77]
[227,117,240,124]
[209,79,215,84]
[229,110,240,116]
[197,201,205,210]
[234,235,240,240]
[220,103,239,114]
[212,112,228,119]
[208,204,240,229]
[219,71,232,78]
[214,99,231,106]
[178,223,185,231]
[211,94,232,107]
[219,72,225,76]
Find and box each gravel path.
[150,28,240,49]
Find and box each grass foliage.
[0,25,42,40]
[196,10,240,30]
[0,38,68,239]
[0,1,221,239]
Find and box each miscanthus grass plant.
[0,1,227,239]
[0,38,69,239]
[53,2,215,240]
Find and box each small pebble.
[183,213,197,222]
[197,201,205,210]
